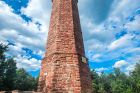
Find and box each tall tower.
[38,0,92,93]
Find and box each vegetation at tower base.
[0,43,38,91]
[91,62,140,93]
[14,68,38,91]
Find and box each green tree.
[0,43,38,91]
[110,68,133,93]
[91,70,99,93]
[14,68,37,91]
[34,75,39,91]
[0,43,8,76]
[130,62,140,93]
[3,58,17,90]
[98,72,111,93]
[0,43,8,90]
[0,43,17,91]
[91,68,134,93]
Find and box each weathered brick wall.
[38,57,47,92]
[38,0,92,92]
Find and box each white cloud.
[85,39,106,53]
[21,0,51,35]
[108,34,134,50]
[21,0,51,22]
[91,54,102,62]
[92,54,101,59]
[113,60,128,68]
[126,64,135,72]
[0,1,47,50]
[122,55,140,75]
[126,48,140,54]
[81,16,115,43]
[15,55,41,71]
[95,67,109,72]
[0,1,47,71]
[80,0,140,67]
[126,15,140,32]
[109,0,140,22]
[7,44,25,57]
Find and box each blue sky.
[0,0,140,76]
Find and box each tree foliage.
[0,43,38,91]
[91,62,140,93]
[3,58,17,90]
[14,68,37,91]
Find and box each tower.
[38,0,92,92]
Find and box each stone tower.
[38,0,92,93]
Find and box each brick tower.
[38,0,92,93]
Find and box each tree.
[91,70,99,93]
[130,61,140,93]
[0,43,38,91]
[34,75,39,91]
[98,72,111,93]
[91,70,112,93]
[0,43,17,91]
[3,58,17,90]
[91,67,136,93]
[14,68,37,91]
[0,43,8,77]
[0,43,8,90]
[110,68,132,93]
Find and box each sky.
[0,0,140,76]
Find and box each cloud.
[79,0,114,24]
[113,60,128,68]
[21,0,51,34]
[15,55,41,71]
[95,67,109,72]
[92,54,102,62]
[0,1,47,50]
[126,64,135,72]
[126,15,140,32]
[0,1,46,71]
[92,54,101,59]
[123,55,140,74]
[109,0,140,22]
[0,1,46,40]
[7,44,25,57]
[108,34,134,50]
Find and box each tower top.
[52,0,78,3]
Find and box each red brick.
[38,0,92,93]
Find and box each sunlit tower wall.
[38,0,92,93]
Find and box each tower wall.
[38,0,92,92]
